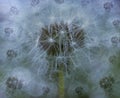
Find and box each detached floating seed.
[109,55,117,64]
[6,49,17,58]
[31,0,40,6]
[4,27,13,37]
[75,86,84,95]
[75,86,89,98]
[103,2,113,12]
[9,6,19,15]
[99,76,114,91]
[6,77,22,90]
[112,19,120,26]
[111,36,120,46]
[42,87,50,94]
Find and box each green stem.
[58,70,64,98]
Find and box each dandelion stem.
[58,70,64,98]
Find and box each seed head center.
[48,38,55,43]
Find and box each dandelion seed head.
[39,22,85,56]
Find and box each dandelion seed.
[71,29,85,48]
[99,76,114,91]
[112,19,120,26]
[111,36,119,46]
[9,6,19,15]
[75,86,83,95]
[109,55,117,64]
[75,86,89,98]
[4,27,14,37]
[31,0,40,6]
[6,49,17,58]
[6,77,22,91]
[42,86,50,94]
[103,2,113,12]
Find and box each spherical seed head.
[39,22,85,56]
[99,76,114,91]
